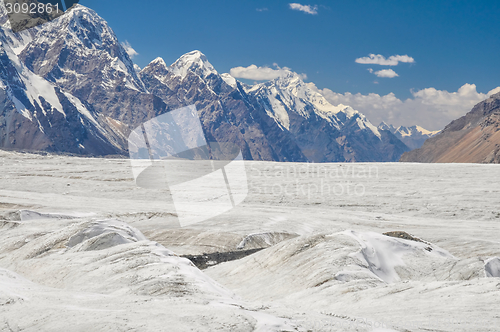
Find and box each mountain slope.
[17,5,165,152]
[246,72,409,162]
[400,92,500,163]
[0,7,121,155]
[379,122,440,150]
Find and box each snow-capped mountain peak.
[393,125,440,138]
[396,126,415,137]
[53,5,113,49]
[140,57,170,84]
[245,72,381,139]
[150,57,167,68]
[378,122,440,150]
[412,125,440,136]
[20,4,144,93]
[170,50,217,79]
[270,73,360,121]
[378,121,394,131]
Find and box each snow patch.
[339,230,454,283]
[9,95,32,120]
[67,219,147,251]
[220,73,237,88]
[63,91,100,127]
[1,28,33,55]
[246,310,296,332]
[485,257,500,278]
[1,37,65,117]
[24,71,65,115]
[237,232,297,249]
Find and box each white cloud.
[230,64,307,81]
[121,41,138,59]
[373,69,399,78]
[289,3,318,15]
[355,54,415,66]
[368,67,398,78]
[307,83,500,131]
[256,7,268,12]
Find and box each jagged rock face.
[1,4,409,161]
[16,5,166,150]
[400,93,500,163]
[19,5,143,95]
[0,7,120,155]
[247,74,343,162]
[140,54,307,162]
[378,122,440,150]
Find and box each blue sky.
[78,0,500,130]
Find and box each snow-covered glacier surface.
[0,150,499,331]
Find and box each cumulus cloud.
[121,41,138,59]
[373,69,399,78]
[289,3,318,15]
[368,68,398,78]
[355,54,415,66]
[230,64,307,81]
[307,83,500,131]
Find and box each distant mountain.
[378,122,440,150]
[1,4,409,161]
[245,73,409,161]
[400,92,500,163]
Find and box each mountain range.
[378,122,440,150]
[1,4,423,162]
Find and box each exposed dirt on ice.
[182,248,264,269]
[383,231,426,243]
